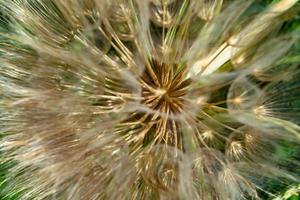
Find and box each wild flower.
[0,0,299,199]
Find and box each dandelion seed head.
[0,0,299,199]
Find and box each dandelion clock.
[0,0,299,199]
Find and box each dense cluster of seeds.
[0,0,299,199]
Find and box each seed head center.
[140,60,190,114]
[155,88,167,97]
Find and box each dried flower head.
[0,0,299,199]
